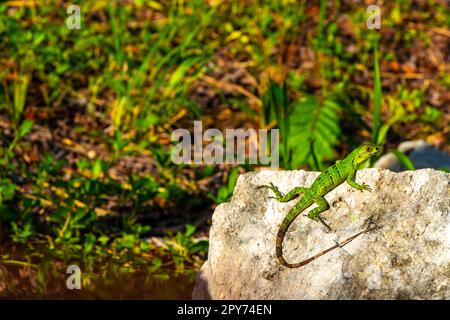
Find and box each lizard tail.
[276,218,314,268]
[276,221,379,268]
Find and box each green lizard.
[258,142,382,268]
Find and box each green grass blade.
[392,150,415,170]
[371,39,382,144]
[317,0,327,38]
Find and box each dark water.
[0,267,197,300]
[81,274,197,300]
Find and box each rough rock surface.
[193,169,450,299]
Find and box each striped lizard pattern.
[258,143,382,268]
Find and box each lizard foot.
[358,183,372,192]
[257,182,283,199]
[306,213,332,232]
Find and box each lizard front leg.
[258,182,308,202]
[346,170,372,192]
[306,196,332,231]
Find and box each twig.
[202,75,261,110]
[0,259,38,269]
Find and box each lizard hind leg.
[306,196,332,231]
[258,183,309,203]
[273,186,309,202]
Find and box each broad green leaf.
[18,119,33,137]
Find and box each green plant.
[262,80,341,170]
[289,93,341,170]
[166,224,208,272]
[208,167,240,204]
[0,119,33,165]
[392,150,415,170]
[0,74,29,127]
[371,39,382,146]
[261,80,289,166]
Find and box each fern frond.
[290,94,341,169]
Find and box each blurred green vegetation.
[0,0,448,298]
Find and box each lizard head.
[352,143,383,167]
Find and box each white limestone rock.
[193,169,450,299]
